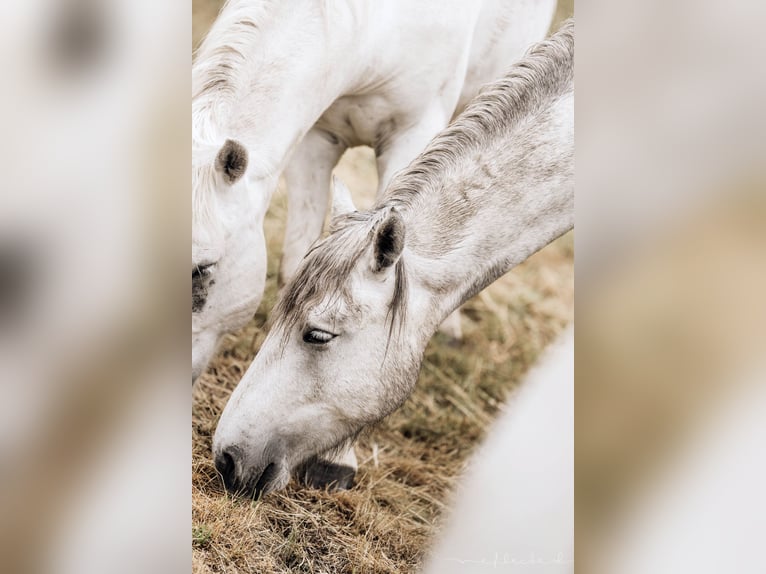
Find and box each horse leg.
[298,443,358,491]
[279,128,346,286]
[376,107,464,341]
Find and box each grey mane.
[274,19,574,339]
[382,18,574,210]
[192,0,271,102]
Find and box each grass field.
[192,3,574,572]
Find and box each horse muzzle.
[214,445,287,498]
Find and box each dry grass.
[193,3,574,572]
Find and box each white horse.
[192,0,557,382]
[212,20,574,496]
[422,327,573,574]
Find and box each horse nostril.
[253,462,277,498]
[214,449,238,490]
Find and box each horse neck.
[398,89,574,334]
[192,0,368,175]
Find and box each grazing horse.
[213,20,574,497]
[192,0,557,383]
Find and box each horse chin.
[296,456,356,491]
[246,461,290,499]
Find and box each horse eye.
[192,263,215,281]
[302,329,336,345]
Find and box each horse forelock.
[273,208,409,348]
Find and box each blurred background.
[576,1,766,571]
[0,1,189,573]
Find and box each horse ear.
[215,139,248,184]
[331,175,357,218]
[372,210,405,273]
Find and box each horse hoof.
[299,459,356,491]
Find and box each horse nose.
[214,449,239,491]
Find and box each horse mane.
[192,0,274,140]
[382,19,574,209]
